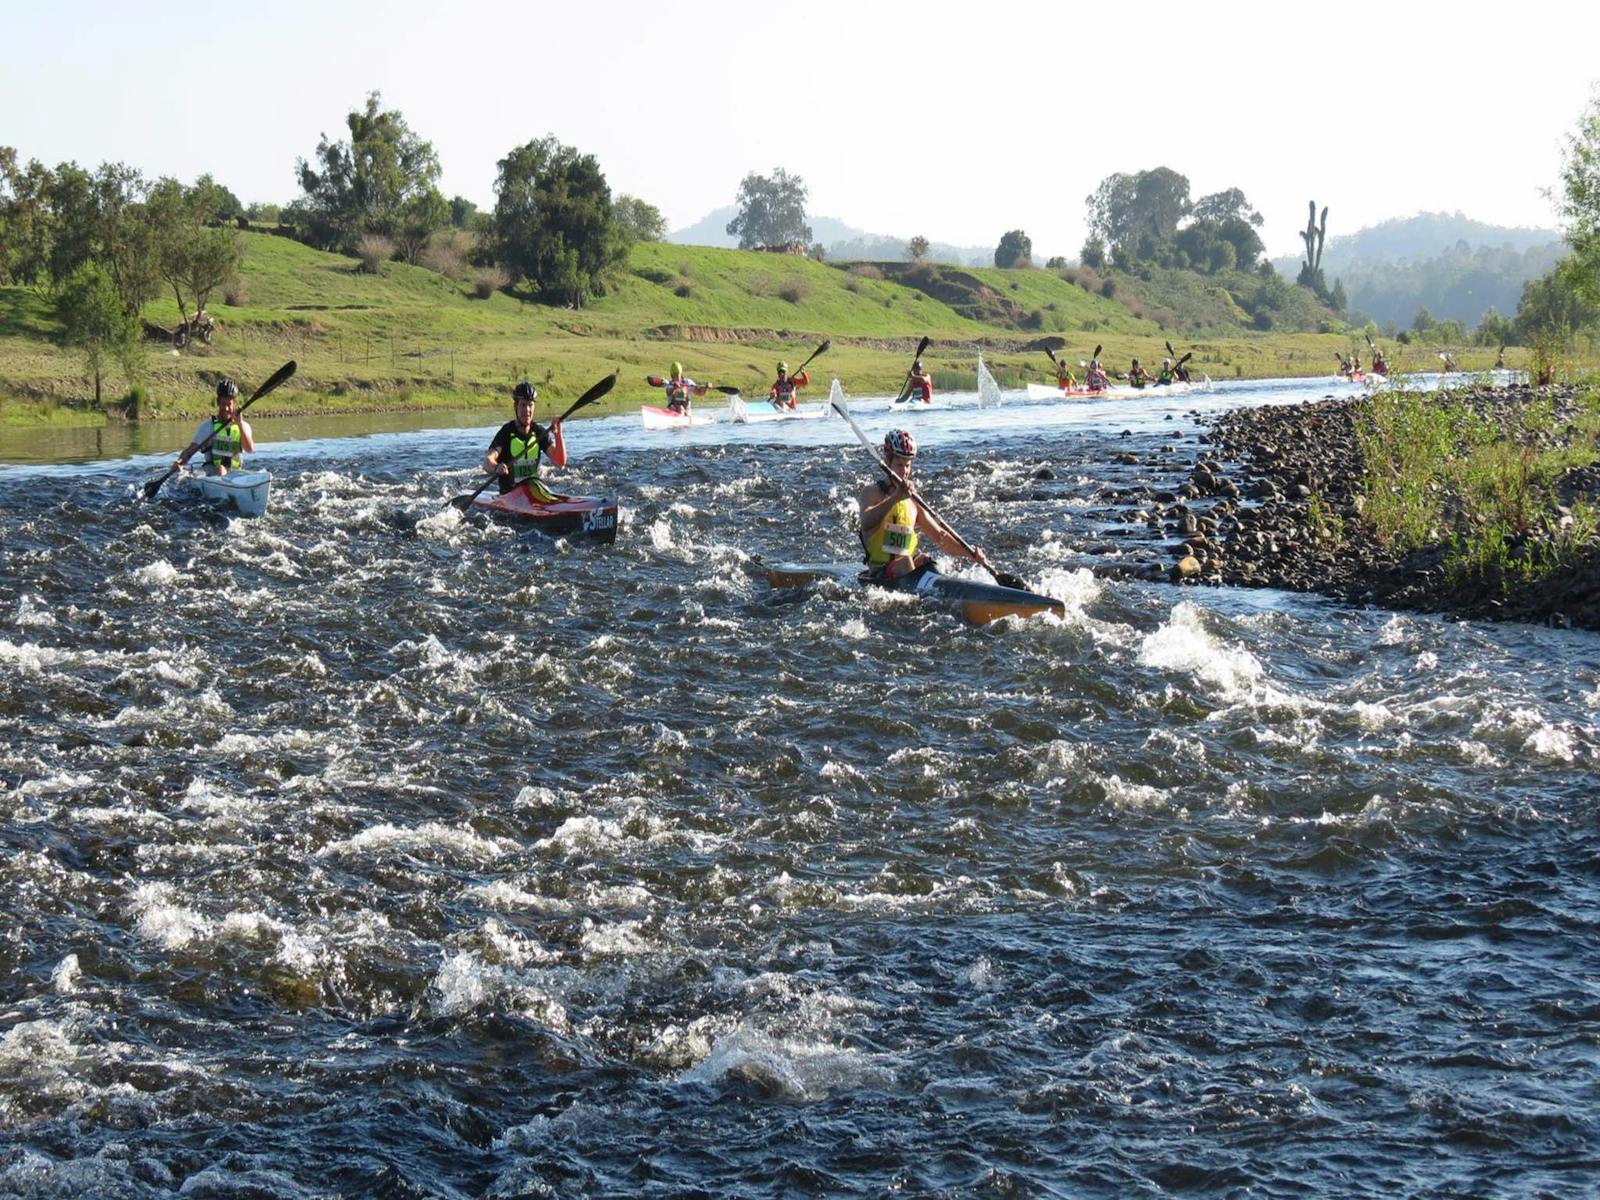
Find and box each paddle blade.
[557,371,618,422]
[142,470,174,500]
[714,385,742,395]
[914,335,930,360]
[247,359,297,404]
[1093,344,1102,359]
[448,493,475,512]
[993,569,1028,591]
[1178,352,1193,366]
[645,374,664,388]
[1044,346,1059,365]
[1166,340,1176,358]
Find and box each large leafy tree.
[0,147,57,287]
[726,168,811,249]
[294,92,445,255]
[1175,188,1266,273]
[994,229,1032,268]
[615,194,667,243]
[146,176,244,330]
[490,134,629,308]
[1085,167,1191,264]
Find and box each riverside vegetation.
[0,231,1537,428]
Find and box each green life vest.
[206,419,243,467]
[508,428,544,484]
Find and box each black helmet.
[216,378,239,400]
[512,381,537,403]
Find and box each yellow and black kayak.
[764,561,1064,626]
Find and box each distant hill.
[1271,212,1565,330]
[669,207,992,266]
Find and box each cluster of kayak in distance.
[143,334,1452,626]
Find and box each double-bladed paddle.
[448,371,617,513]
[142,360,297,501]
[831,389,1028,591]
[893,336,932,403]
[645,375,741,395]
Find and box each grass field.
[0,233,1546,428]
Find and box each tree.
[490,134,628,308]
[908,235,930,261]
[1085,167,1191,264]
[725,168,811,249]
[1080,235,1107,270]
[1558,87,1600,302]
[615,194,667,242]
[994,229,1032,268]
[0,148,56,287]
[56,262,142,404]
[294,92,444,253]
[1514,259,1599,345]
[147,176,244,330]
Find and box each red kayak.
[456,482,619,543]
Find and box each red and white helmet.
[883,429,917,459]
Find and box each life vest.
[863,493,919,566]
[507,426,546,485]
[1056,366,1076,387]
[666,378,691,409]
[1157,370,1174,385]
[770,369,807,407]
[205,419,243,468]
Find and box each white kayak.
[187,470,271,517]
[889,397,939,412]
[728,395,832,424]
[641,405,715,430]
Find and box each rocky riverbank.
[1087,383,1600,630]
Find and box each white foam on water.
[13,594,56,628]
[1350,700,1398,732]
[1526,724,1577,763]
[219,910,290,946]
[213,728,326,756]
[465,878,561,912]
[676,1024,893,1101]
[1099,774,1178,811]
[1137,602,1265,699]
[17,771,95,798]
[579,918,654,959]
[316,821,515,864]
[52,953,80,994]
[647,518,678,551]
[128,882,209,949]
[131,560,186,588]
[0,639,76,674]
[430,950,572,1030]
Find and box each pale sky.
[3,0,1595,259]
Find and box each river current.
[2,376,1596,1198]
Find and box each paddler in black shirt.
[483,381,567,497]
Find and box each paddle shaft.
[144,360,297,499]
[830,394,1017,586]
[452,372,617,511]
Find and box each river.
[1,374,1595,1197]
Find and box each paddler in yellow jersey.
[482,380,567,497]
[1054,358,1078,390]
[857,429,990,584]
[174,378,254,476]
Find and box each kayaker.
[1127,359,1152,388]
[1174,358,1193,383]
[1441,351,1458,372]
[174,378,254,477]
[1495,346,1506,369]
[1156,358,1176,386]
[1054,358,1078,389]
[857,429,989,584]
[898,359,933,405]
[1086,357,1110,391]
[482,381,567,497]
[1371,348,1389,375]
[662,362,705,415]
[768,360,810,410]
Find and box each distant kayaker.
[482,381,567,497]
[898,359,933,405]
[1127,359,1152,388]
[768,360,810,410]
[856,429,989,584]
[1054,358,1078,389]
[174,378,254,477]
[1174,358,1193,383]
[1157,358,1176,386]
[1441,351,1458,372]
[1371,348,1389,375]
[1086,357,1110,391]
[1495,346,1506,369]
[662,362,707,415]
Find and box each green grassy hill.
[0,232,1518,428]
